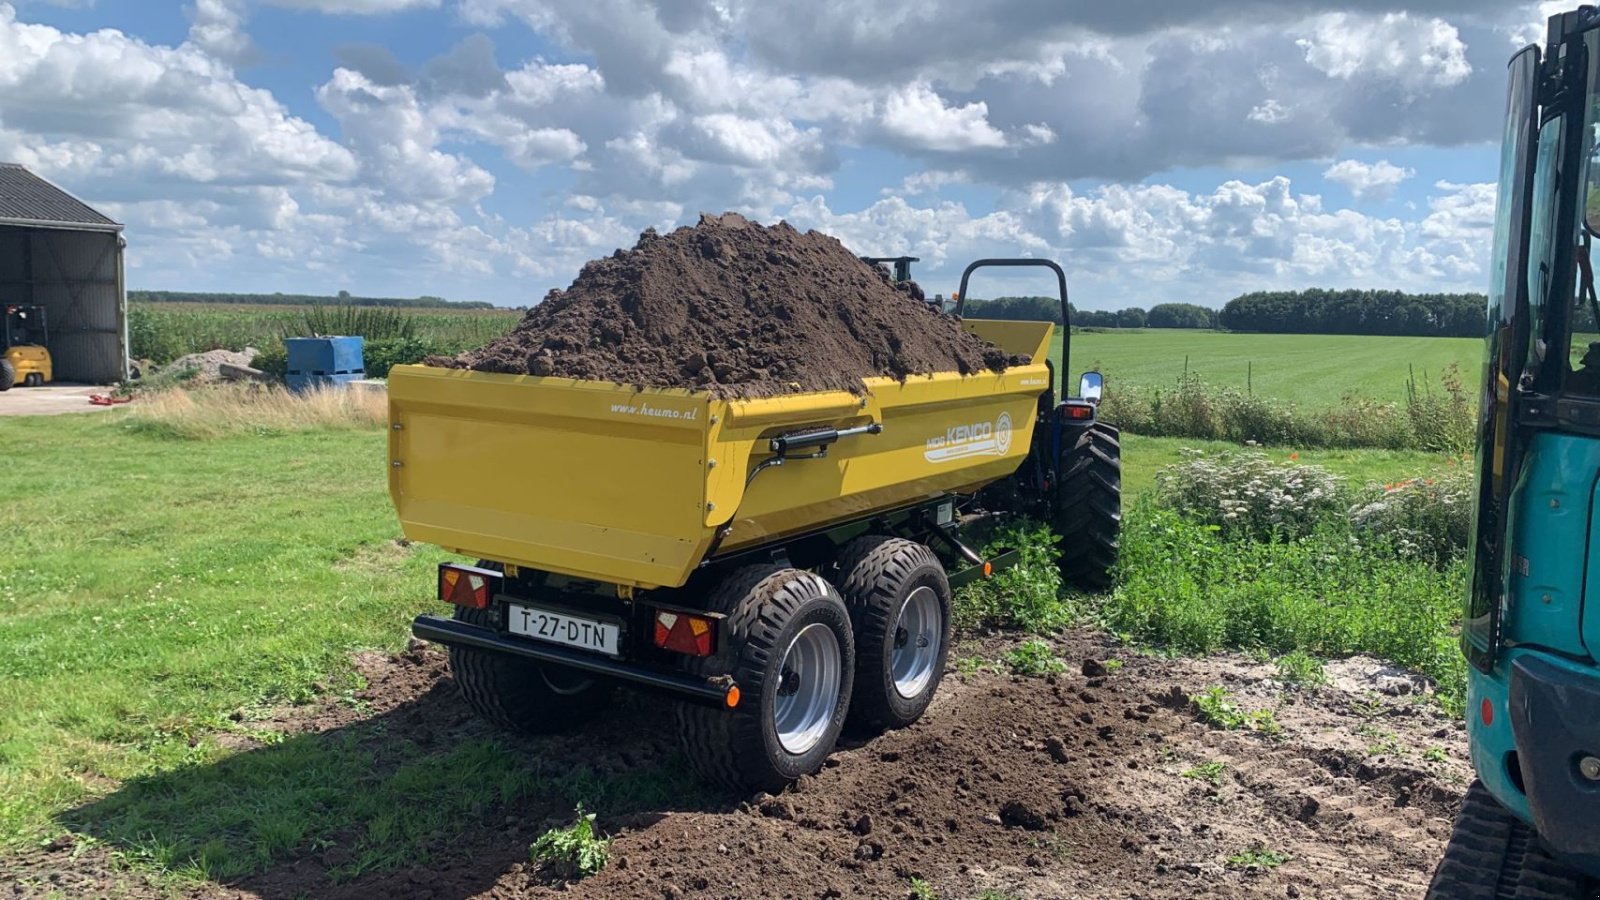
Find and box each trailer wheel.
[1054,421,1121,591]
[675,566,855,793]
[1426,781,1590,899]
[833,536,950,733]
[448,602,613,734]
[0,360,14,392]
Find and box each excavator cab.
[1431,6,1600,896]
[1,304,52,391]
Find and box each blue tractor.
[1430,7,1600,897]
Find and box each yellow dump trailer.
[394,258,1121,792]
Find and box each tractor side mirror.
[1078,371,1104,404]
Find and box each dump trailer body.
[388,320,1053,590]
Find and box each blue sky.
[0,1,1552,309]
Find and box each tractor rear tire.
[0,360,13,392]
[833,536,951,734]
[1426,781,1590,899]
[1054,421,1121,591]
[675,566,855,793]
[448,602,613,735]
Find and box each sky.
[0,0,1570,309]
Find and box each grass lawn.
[0,410,1462,881]
[1047,330,1478,405]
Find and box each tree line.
[960,296,1217,329]
[963,289,1493,338]
[130,289,496,310]
[1218,289,1486,337]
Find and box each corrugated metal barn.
[0,164,127,383]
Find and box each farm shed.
[0,164,127,383]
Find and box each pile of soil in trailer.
[430,213,1022,398]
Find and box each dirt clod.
[998,800,1050,831]
[432,213,1021,397]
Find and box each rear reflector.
[1063,404,1095,420]
[653,610,716,657]
[438,563,502,610]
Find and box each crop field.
[128,302,521,366]
[1055,329,1479,405]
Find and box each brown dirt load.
[429,213,1023,397]
[8,630,1470,899]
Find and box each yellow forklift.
[0,304,52,391]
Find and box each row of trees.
[130,290,496,310]
[960,296,1218,329]
[964,289,1490,337]
[1218,289,1486,337]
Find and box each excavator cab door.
[1466,45,1543,671]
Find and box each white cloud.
[263,0,440,13]
[187,0,254,64]
[880,82,1007,152]
[0,1,1521,306]
[1323,159,1416,201]
[315,68,495,203]
[1298,12,1471,91]
[0,4,356,184]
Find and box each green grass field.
[1049,330,1479,405]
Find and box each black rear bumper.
[412,613,737,708]
[1509,654,1600,871]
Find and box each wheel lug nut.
[1580,756,1600,781]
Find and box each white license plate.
[506,604,621,656]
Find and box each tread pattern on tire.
[675,566,853,793]
[1426,781,1589,900]
[0,359,14,392]
[1055,421,1121,591]
[833,536,950,732]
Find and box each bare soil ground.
[5,629,1469,900]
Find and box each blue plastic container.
[285,336,364,393]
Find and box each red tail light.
[1062,404,1095,420]
[438,563,502,610]
[653,610,716,657]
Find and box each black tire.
[0,360,13,392]
[1054,421,1121,591]
[447,602,613,735]
[1426,781,1590,899]
[833,536,951,733]
[24,372,42,387]
[675,566,855,793]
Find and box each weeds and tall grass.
[1153,448,1471,563]
[1100,507,1467,711]
[125,384,388,439]
[1097,365,1474,453]
[954,451,1469,709]
[953,521,1070,634]
[529,807,612,880]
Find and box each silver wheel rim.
[773,622,842,755]
[892,586,941,699]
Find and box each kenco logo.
[925,411,1013,463]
